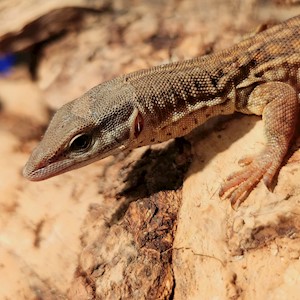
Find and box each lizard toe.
[219,155,276,207]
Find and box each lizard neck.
[125,53,241,145]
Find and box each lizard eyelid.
[69,133,94,152]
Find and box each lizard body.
[23,16,300,206]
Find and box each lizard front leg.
[219,82,299,207]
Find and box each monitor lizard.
[23,15,300,207]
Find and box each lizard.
[23,15,300,207]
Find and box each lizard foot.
[219,81,298,208]
[219,149,282,208]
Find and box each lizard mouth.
[23,142,126,181]
[22,158,76,181]
[22,149,117,181]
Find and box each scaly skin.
[23,15,300,207]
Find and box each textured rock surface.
[174,117,300,299]
[1,0,300,299]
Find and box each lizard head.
[23,78,144,181]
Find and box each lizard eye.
[69,133,93,152]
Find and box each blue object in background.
[0,53,15,74]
